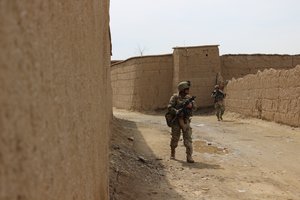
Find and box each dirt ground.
[109,108,300,200]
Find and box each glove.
[186,103,193,109]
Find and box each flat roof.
[111,53,172,67]
[173,45,219,49]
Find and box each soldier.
[167,81,195,163]
[211,84,226,121]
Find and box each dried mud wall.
[0,1,111,200]
[173,46,221,107]
[221,54,300,80]
[225,66,300,127]
[111,55,173,110]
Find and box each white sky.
[110,0,300,60]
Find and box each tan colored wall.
[173,46,221,107]
[111,48,300,114]
[0,1,111,200]
[221,54,300,80]
[111,54,173,110]
[225,66,300,127]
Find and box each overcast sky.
[110,0,300,60]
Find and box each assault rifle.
[171,96,196,123]
[212,89,226,102]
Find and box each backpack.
[165,112,174,127]
[165,94,179,127]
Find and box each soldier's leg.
[170,123,181,159]
[215,103,221,121]
[220,103,225,120]
[182,121,194,163]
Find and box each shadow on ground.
[175,159,222,170]
[109,117,184,200]
[109,109,225,200]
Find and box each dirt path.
[110,109,300,200]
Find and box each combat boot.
[186,154,194,163]
[170,148,175,159]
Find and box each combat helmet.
[177,81,191,92]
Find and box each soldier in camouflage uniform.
[168,81,195,163]
[211,84,226,121]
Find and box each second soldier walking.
[211,84,226,121]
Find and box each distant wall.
[173,46,221,107]
[0,1,111,200]
[225,66,300,127]
[111,54,173,110]
[221,54,300,80]
[111,47,300,118]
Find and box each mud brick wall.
[173,46,221,107]
[0,1,111,200]
[111,55,173,110]
[221,54,300,80]
[225,65,300,127]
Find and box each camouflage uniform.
[168,93,194,162]
[211,85,226,121]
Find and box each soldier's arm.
[219,90,226,98]
[211,90,217,98]
[168,95,178,115]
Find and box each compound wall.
[221,54,300,80]
[173,45,221,107]
[111,47,300,115]
[0,1,111,199]
[225,66,300,127]
[111,54,173,110]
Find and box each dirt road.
[109,109,300,200]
